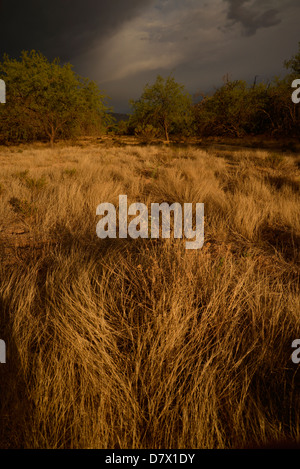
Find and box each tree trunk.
[164,119,169,143]
[49,124,55,147]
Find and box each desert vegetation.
[0,140,299,448]
[1,44,300,145]
[0,51,112,145]
[0,39,299,450]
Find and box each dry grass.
[0,141,299,448]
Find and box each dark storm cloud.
[0,0,299,113]
[224,0,281,35]
[0,0,154,60]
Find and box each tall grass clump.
[0,142,299,448]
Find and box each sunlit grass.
[0,142,299,448]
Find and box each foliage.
[1,44,300,143]
[284,41,300,75]
[0,50,113,145]
[134,123,161,143]
[264,76,299,136]
[194,71,299,138]
[194,79,272,137]
[114,120,130,136]
[129,75,193,142]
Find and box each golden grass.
[0,141,299,448]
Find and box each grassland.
[0,138,299,448]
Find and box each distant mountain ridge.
[109,112,130,122]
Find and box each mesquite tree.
[0,50,112,145]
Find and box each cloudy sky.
[0,0,299,112]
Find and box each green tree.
[193,76,299,138]
[0,50,112,145]
[194,79,270,137]
[284,41,300,75]
[265,76,299,136]
[129,75,193,143]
